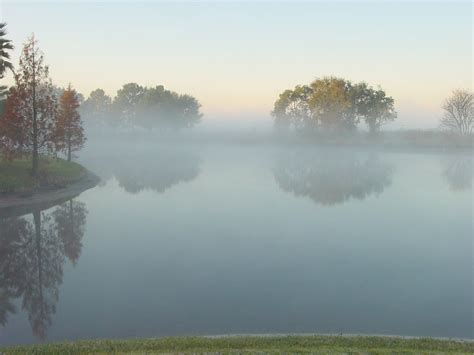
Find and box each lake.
[0,144,472,345]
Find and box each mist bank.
[83,119,473,152]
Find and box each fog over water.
[0,0,472,348]
[0,130,472,344]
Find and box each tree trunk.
[32,121,38,174]
[67,132,72,162]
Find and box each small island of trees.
[272,77,397,136]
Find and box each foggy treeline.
[0,27,472,166]
[76,76,473,151]
[80,83,202,133]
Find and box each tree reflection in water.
[274,150,394,206]
[53,200,87,265]
[441,155,473,191]
[0,199,87,339]
[114,150,200,194]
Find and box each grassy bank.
[0,156,85,194]
[1,335,473,354]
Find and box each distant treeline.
[0,19,471,167]
[272,77,473,138]
[81,83,202,130]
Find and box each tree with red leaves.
[0,35,56,175]
[0,87,27,160]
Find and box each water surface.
[0,145,472,345]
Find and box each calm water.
[1,144,472,345]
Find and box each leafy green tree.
[113,83,202,130]
[112,82,146,124]
[271,85,312,131]
[352,82,396,135]
[135,85,173,129]
[175,94,202,128]
[272,77,396,136]
[81,88,112,123]
[309,77,356,132]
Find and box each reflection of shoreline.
[116,153,200,194]
[274,150,394,206]
[0,198,88,340]
[0,171,99,219]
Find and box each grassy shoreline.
[0,156,85,195]
[1,335,473,354]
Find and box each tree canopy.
[0,34,86,171]
[0,35,57,173]
[54,85,85,161]
[272,77,396,135]
[80,88,112,124]
[82,83,202,130]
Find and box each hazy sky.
[0,1,472,128]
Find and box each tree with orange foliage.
[54,85,85,162]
